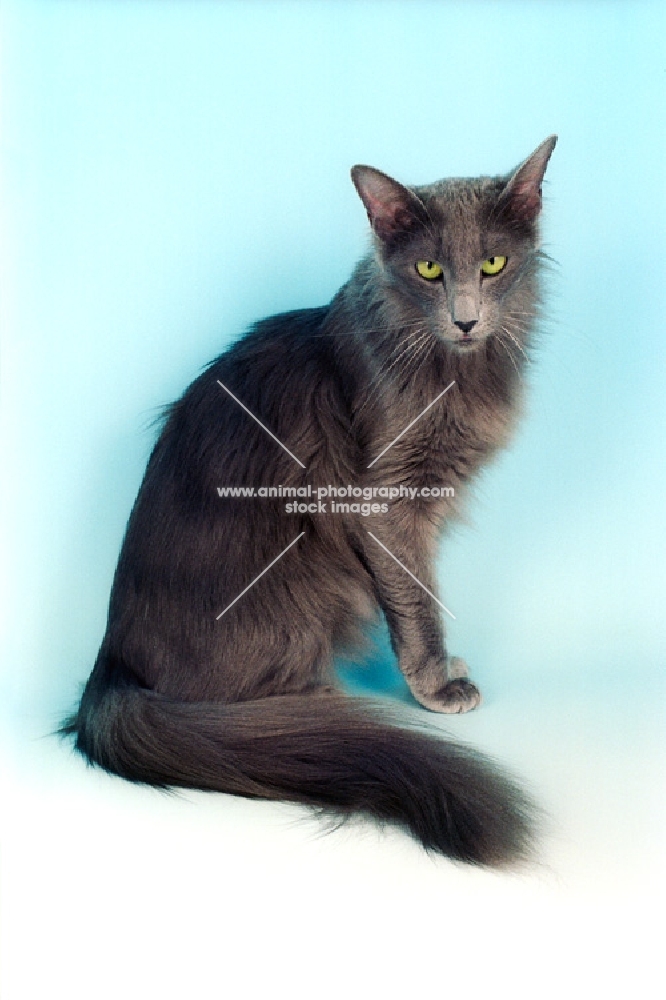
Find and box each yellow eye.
[415,260,443,281]
[481,256,508,276]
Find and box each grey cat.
[64,136,557,866]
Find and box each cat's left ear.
[351,165,428,243]
[498,135,558,223]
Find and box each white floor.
[2,669,663,1000]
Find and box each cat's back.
[193,304,343,411]
[147,303,363,497]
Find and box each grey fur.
[63,137,557,866]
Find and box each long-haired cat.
[64,136,557,866]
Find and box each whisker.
[354,329,433,418]
[406,336,437,386]
[499,326,529,363]
[494,334,521,378]
[501,315,533,334]
[502,308,537,321]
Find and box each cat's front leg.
[358,520,481,714]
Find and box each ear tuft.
[351,165,427,243]
[499,135,557,224]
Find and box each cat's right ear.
[351,166,428,243]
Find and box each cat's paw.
[417,678,482,715]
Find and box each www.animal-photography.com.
[1,2,664,998]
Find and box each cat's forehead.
[402,174,523,262]
[413,175,505,228]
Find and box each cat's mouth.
[454,334,482,351]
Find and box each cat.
[63,136,557,866]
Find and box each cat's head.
[351,136,556,352]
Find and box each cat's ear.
[351,165,428,243]
[498,135,558,223]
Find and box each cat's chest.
[366,381,519,486]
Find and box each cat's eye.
[415,260,443,281]
[481,256,508,276]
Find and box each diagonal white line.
[366,531,456,620]
[217,380,306,469]
[216,532,305,620]
[367,380,456,468]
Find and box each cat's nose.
[454,320,477,334]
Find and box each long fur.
[64,660,535,866]
[63,139,556,867]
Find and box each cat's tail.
[63,660,537,867]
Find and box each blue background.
[1,2,664,997]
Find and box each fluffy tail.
[63,662,537,867]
